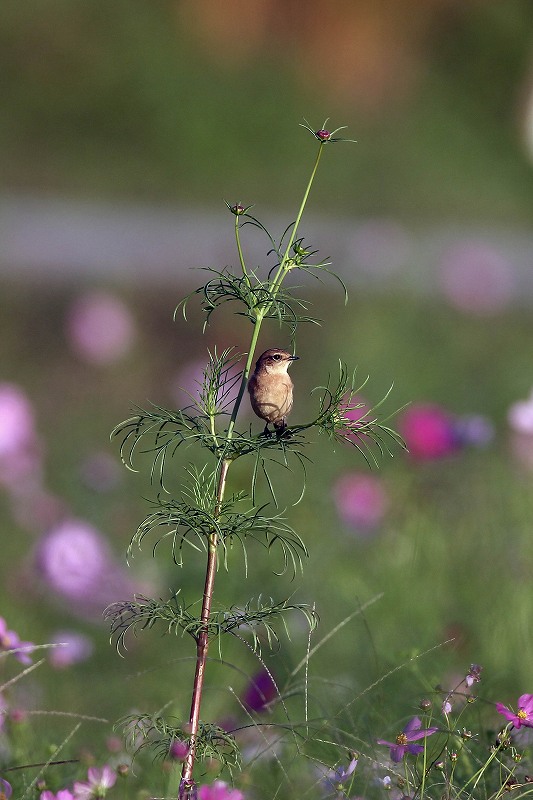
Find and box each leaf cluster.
[105,593,317,656]
[129,489,307,577]
[117,713,241,775]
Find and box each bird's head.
[254,349,299,375]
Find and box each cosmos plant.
[107,121,403,798]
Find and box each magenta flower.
[41,790,75,800]
[333,472,388,533]
[0,777,12,799]
[197,781,244,800]
[399,404,458,461]
[378,717,438,763]
[0,617,34,665]
[66,291,136,365]
[496,694,533,729]
[169,739,190,761]
[73,766,116,799]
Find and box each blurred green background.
[2,2,533,796]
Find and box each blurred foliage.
[1,282,533,726]
[2,1,533,219]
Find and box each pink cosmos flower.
[0,383,42,490]
[496,694,533,729]
[508,390,533,434]
[197,781,244,800]
[66,291,136,365]
[439,240,515,315]
[40,790,75,800]
[37,520,112,600]
[36,519,150,618]
[399,404,458,461]
[465,664,482,688]
[377,716,438,763]
[333,472,388,532]
[73,766,116,799]
[0,617,34,665]
[48,631,93,669]
[0,778,12,799]
[0,384,36,458]
[508,390,533,470]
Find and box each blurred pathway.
[2,193,533,303]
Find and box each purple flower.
[378,717,438,763]
[241,669,277,713]
[0,617,34,665]
[197,781,244,800]
[0,777,12,799]
[496,694,533,729]
[66,291,136,365]
[320,756,358,793]
[453,415,494,449]
[48,631,93,669]
[41,790,75,800]
[333,472,388,533]
[73,766,116,799]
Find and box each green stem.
[235,215,251,290]
[269,142,324,296]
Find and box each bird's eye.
[273,354,282,360]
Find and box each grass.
[1,278,532,796]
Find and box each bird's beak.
[289,355,299,360]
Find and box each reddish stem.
[181,458,230,788]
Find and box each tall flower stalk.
[108,120,402,797]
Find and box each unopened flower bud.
[419,699,432,711]
[117,763,129,777]
[230,204,245,216]
[315,129,331,141]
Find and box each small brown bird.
[248,348,299,435]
